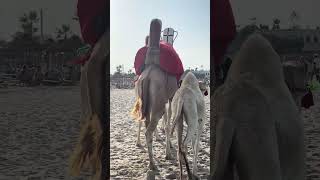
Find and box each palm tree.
[289,10,300,29]
[116,65,123,74]
[272,18,281,30]
[56,24,71,40]
[19,10,39,38]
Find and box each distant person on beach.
[313,54,320,81]
[136,35,149,74]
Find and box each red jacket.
[212,0,236,66]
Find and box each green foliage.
[56,24,71,40]
[76,44,91,56]
[307,80,320,91]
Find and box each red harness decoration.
[134,41,184,81]
[77,0,107,46]
[70,53,92,66]
[212,0,236,66]
[70,0,107,65]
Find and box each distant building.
[225,27,320,61]
[191,69,210,84]
[268,29,320,53]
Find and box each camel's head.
[199,81,209,96]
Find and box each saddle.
[134,19,184,81]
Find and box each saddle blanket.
[134,41,184,81]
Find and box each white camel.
[211,34,305,180]
[170,71,208,180]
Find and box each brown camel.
[69,31,109,180]
[131,19,178,170]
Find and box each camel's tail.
[130,97,143,121]
[69,114,103,179]
[141,79,150,119]
[130,78,150,121]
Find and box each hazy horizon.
[231,0,320,29]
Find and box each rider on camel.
[134,32,184,82]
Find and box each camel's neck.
[145,47,160,66]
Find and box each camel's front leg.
[136,121,142,147]
[165,101,173,160]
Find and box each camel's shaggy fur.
[131,97,143,121]
[69,114,102,179]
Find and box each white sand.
[110,89,210,179]
[0,86,89,180]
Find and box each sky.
[0,0,80,41]
[110,0,210,73]
[230,0,320,29]
[1,0,320,73]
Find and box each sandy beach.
[0,86,89,180]
[0,86,319,179]
[110,89,211,179]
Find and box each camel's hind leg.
[192,119,205,178]
[136,121,142,147]
[176,115,184,179]
[165,100,173,160]
[145,110,162,170]
[161,106,167,133]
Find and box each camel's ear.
[204,90,208,96]
[178,80,182,87]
